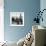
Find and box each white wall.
[0,0,4,42]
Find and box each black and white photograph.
[10,12,24,26]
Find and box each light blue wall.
[4,0,40,42]
[40,0,46,27]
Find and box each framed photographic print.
[10,12,24,26]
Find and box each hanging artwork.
[10,12,24,26]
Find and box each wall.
[4,0,40,42]
[0,0,4,42]
[40,0,46,27]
